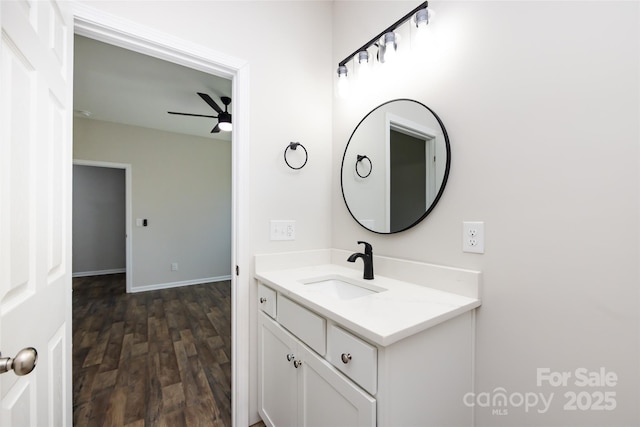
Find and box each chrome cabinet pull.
[259,297,267,303]
[341,353,352,364]
[293,360,303,368]
[286,353,295,362]
[0,348,37,376]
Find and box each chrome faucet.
[347,241,374,280]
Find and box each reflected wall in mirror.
[341,99,450,234]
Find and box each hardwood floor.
[72,274,232,426]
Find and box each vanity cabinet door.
[298,344,376,427]
[259,312,376,427]
[258,312,298,427]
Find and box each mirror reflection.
[341,99,450,234]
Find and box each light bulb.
[414,8,429,29]
[356,51,371,81]
[413,8,432,50]
[337,65,350,98]
[380,32,397,63]
[358,51,369,65]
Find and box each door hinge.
[235,265,239,276]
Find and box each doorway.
[73,6,250,426]
[73,35,234,423]
[72,161,131,290]
[389,130,428,232]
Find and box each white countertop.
[255,263,481,347]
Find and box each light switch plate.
[463,221,485,253]
[270,220,296,241]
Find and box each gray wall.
[72,165,126,275]
[74,117,232,291]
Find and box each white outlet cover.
[270,220,296,241]
[463,221,485,254]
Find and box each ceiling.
[73,35,232,141]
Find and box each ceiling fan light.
[218,112,232,132]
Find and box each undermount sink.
[300,275,385,300]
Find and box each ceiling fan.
[168,92,232,133]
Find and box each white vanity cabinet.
[257,281,476,427]
[258,310,376,427]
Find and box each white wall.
[74,117,232,290]
[72,2,640,426]
[74,2,334,422]
[73,164,126,275]
[333,1,639,426]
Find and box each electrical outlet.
[270,220,296,241]
[463,221,485,254]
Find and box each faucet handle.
[356,241,372,254]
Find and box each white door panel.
[0,0,72,425]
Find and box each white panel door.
[0,0,73,425]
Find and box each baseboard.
[129,275,232,293]
[72,268,126,278]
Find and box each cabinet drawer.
[327,324,377,395]
[258,283,277,318]
[277,295,326,355]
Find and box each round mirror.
[341,99,450,234]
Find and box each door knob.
[0,347,38,376]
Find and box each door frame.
[72,160,132,292]
[72,4,251,426]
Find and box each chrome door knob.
[293,360,303,369]
[0,347,38,376]
[286,353,295,362]
[259,297,267,303]
[341,353,352,364]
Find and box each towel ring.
[284,142,308,170]
[356,154,372,178]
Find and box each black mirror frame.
[340,98,451,234]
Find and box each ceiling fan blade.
[198,92,223,114]
[168,111,217,118]
[211,124,221,133]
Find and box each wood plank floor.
[72,274,233,427]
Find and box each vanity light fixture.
[336,1,429,85]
